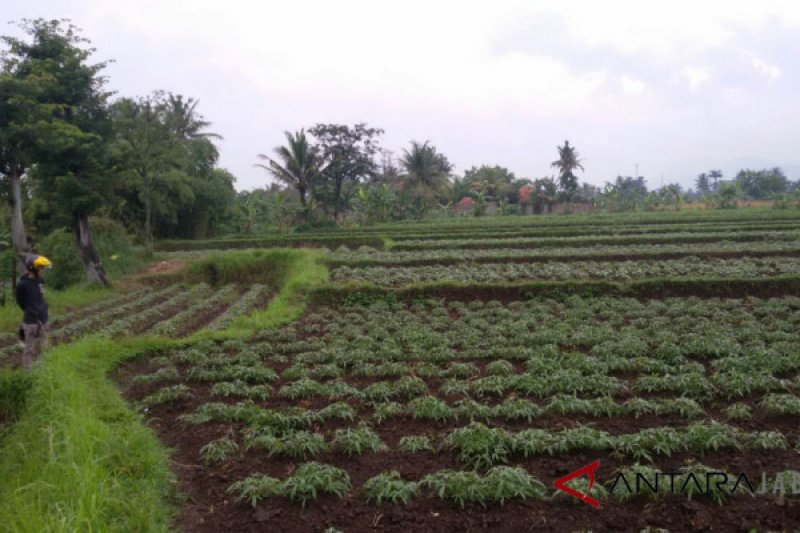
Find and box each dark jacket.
[15,275,48,325]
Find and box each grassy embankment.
[0,249,326,532]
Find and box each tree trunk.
[333,178,343,222]
[72,212,109,286]
[144,198,153,247]
[9,170,31,268]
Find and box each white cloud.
[682,66,711,91]
[749,54,782,82]
[620,75,646,95]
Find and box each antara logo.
[553,460,602,508]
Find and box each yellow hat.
[31,255,52,269]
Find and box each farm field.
[3,209,800,532]
[108,210,800,532]
[0,282,271,367]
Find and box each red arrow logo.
[553,460,601,508]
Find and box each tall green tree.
[110,94,194,245]
[308,123,383,221]
[256,130,319,213]
[0,68,34,262]
[400,140,452,213]
[164,93,221,141]
[736,168,788,199]
[461,165,518,202]
[5,19,112,284]
[551,140,584,201]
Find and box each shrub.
[227,474,282,507]
[362,471,418,505]
[398,435,435,453]
[40,217,139,289]
[444,422,513,469]
[199,437,239,465]
[332,426,387,456]
[282,462,351,508]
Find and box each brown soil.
[114,349,800,533]
[144,259,189,275]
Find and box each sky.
[5,0,800,191]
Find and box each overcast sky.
[6,1,800,191]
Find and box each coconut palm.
[551,140,584,200]
[255,130,319,209]
[400,141,452,207]
[164,93,221,140]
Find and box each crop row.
[100,284,214,337]
[383,221,800,243]
[149,285,240,337]
[147,377,796,424]
[226,460,787,509]
[53,286,182,339]
[328,241,800,266]
[0,287,157,348]
[390,229,800,251]
[176,402,790,466]
[330,256,800,286]
[206,284,270,330]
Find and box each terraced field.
[110,210,800,532]
[0,283,271,366]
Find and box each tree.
[531,177,558,214]
[709,169,723,193]
[308,123,383,222]
[6,19,112,285]
[164,93,221,141]
[256,130,319,214]
[399,140,452,213]
[110,94,193,245]
[0,70,35,263]
[461,165,518,203]
[695,173,710,195]
[551,140,584,201]
[601,176,648,211]
[735,168,789,199]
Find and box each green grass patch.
[0,336,179,532]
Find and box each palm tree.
[400,141,452,207]
[255,130,319,209]
[551,140,584,200]
[709,169,723,193]
[165,93,221,140]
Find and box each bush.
[39,217,139,289]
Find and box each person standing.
[15,254,52,372]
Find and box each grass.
[187,248,328,340]
[0,336,176,532]
[0,248,327,531]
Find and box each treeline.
[234,134,590,231]
[0,19,236,285]
[3,19,797,278]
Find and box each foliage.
[399,141,453,214]
[281,462,351,508]
[361,470,418,505]
[331,425,387,456]
[226,474,282,507]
